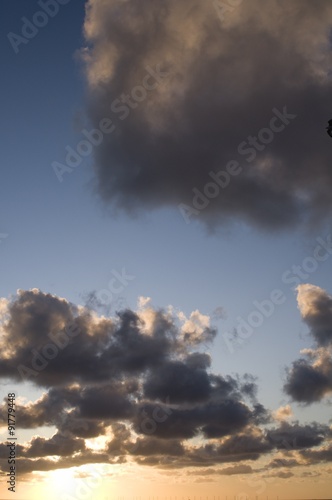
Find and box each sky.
[1,0,332,499]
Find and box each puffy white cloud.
[273,405,293,422]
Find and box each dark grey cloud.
[299,441,332,463]
[0,383,135,430]
[143,360,212,403]
[75,383,135,420]
[284,285,332,403]
[213,429,272,461]
[130,437,185,457]
[284,357,332,403]
[266,421,329,450]
[144,428,273,468]
[0,386,75,429]
[56,414,106,439]
[81,0,332,230]
[0,443,25,459]
[186,421,330,468]
[140,421,332,469]
[21,433,86,458]
[133,399,257,440]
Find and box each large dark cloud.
[0,290,266,443]
[81,0,332,230]
[284,285,332,403]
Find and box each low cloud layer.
[81,0,332,230]
[1,289,332,478]
[284,284,332,403]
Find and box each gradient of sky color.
[1,1,332,499]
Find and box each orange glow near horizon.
[1,462,331,500]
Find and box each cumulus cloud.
[0,289,268,468]
[81,0,332,230]
[284,351,332,403]
[297,284,332,346]
[178,310,217,346]
[0,289,220,389]
[1,289,331,477]
[284,285,332,403]
[0,290,174,385]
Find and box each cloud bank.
[0,289,332,477]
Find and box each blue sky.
[1,1,332,499]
